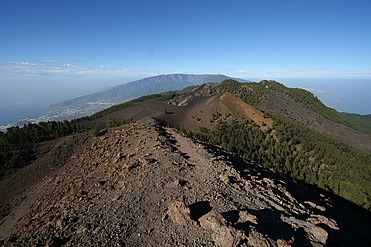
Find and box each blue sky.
[0,0,371,123]
[1,0,370,77]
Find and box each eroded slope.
[0,122,370,246]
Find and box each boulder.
[247,228,270,247]
[167,201,193,225]
[238,211,258,224]
[310,226,328,245]
[199,211,244,247]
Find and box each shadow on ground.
[197,138,371,247]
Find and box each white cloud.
[2,61,371,81]
[44,59,62,63]
[0,61,156,79]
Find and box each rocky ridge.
[15,74,243,126]
[0,122,370,246]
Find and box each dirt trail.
[0,123,370,246]
[165,127,211,166]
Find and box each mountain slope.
[63,80,371,210]
[2,80,369,210]
[1,123,370,246]
[23,74,245,123]
[215,80,371,153]
[1,80,371,245]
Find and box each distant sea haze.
[0,103,47,126]
[280,78,371,115]
[0,77,125,126]
[1,77,370,128]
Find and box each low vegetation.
[1,79,370,210]
[184,80,371,210]
[1,120,77,145]
[0,121,79,177]
[218,79,371,134]
[203,117,370,209]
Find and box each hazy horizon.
[1,75,370,126]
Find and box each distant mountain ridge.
[27,74,246,123]
[52,74,244,107]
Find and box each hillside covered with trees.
[1,79,370,211]
[179,80,371,209]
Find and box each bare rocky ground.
[0,122,370,246]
